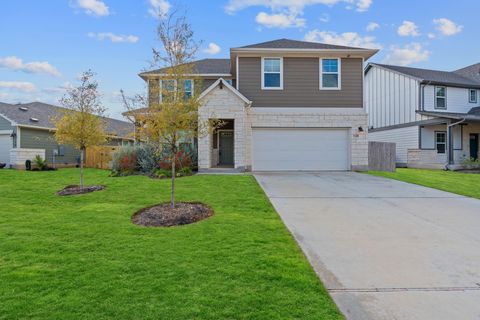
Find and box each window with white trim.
[262,57,283,89]
[321,58,341,89]
[435,86,446,109]
[160,79,194,102]
[435,131,447,154]
[184,79,193,100]
[469,89,477,103]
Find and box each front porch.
[408,120,480,169]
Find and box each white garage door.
[0,134,12,166]
[252,128,350,171]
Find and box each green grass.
[369,168,480,199]
[0,169,342,320]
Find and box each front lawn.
[369,168,480,199]
[0,169,342,320]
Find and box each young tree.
[123,11,219,208]
[53,70,107,188]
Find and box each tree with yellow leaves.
[123,11,221,208]
[52,70,106,189]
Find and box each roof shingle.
[237,38,369,50]
[140,59,231,76]
[370,63,480,88]
[0,102,134,138]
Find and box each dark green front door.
[219,131,234,166]
[470,134,479,160]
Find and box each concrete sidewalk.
[255,172,480,320]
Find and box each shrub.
[159,150,192,171]
[112,146,138,174]
[136,144,162,174]
[33,155,48,171]
[461,157,480,169]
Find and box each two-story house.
[140,39,378,172]
[365,63,480,169]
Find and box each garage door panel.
[252,128,349,171]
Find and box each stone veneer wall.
[198,85,369,171]
[198,86,247,170]
[10,148,46,169]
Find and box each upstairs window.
[160,79,193,102]
[321,58,341,90]
[184,79,193,100]
[435,86,446,109]
[262,57,283,89]
[435,131,447,154]
[469,89,477,103]
[160,79,175,102]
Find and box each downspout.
[446,118,467,169]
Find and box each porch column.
[447,121,454,165]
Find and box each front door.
[470,134,479,160]
[219,131,234,166]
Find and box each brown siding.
[148,77,235,105]
[238,57,363,108]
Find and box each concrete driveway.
[254,172,480,320]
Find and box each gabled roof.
[237,38,367,50]
[0,102,134,138]
[367,63,480,88]
[139,59,231,78]
[198,78,251,105]
[454,63,480,83]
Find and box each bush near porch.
[369,168,480,199]
[0,168,343,319]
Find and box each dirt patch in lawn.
[57,185,105,196]
[132,202,213,227]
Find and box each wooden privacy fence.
[85,146,120,170]
[368,141,396,172]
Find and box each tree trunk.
[80,147,85,189]
[171,151,176,208]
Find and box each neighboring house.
[139,38,378,171]
[365,63,480,169]
[0,102,134,168]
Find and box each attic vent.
[30,117,39,122]
[19,106,28,111]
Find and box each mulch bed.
[57,185,105,196]
[132,202,213,227]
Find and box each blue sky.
[0,0,477,119]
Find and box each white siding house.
[365,63,480,169]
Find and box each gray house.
[0,102,134,168]
[365,63,480,169]
[140,38,378,171]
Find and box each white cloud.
[356,0,372,12]
[433,18,463,36]
[43,82,74,94]
[255,11,305,28]
[366,22,379,31]
[225,1,372,27]
[319,13,330,22]
[0,56,61,77]
[0,81,37,92]
[427,33,436,39]
[225,0,372,14]
[88,32,139,43]
[397,20,420,37]
[304,30,382,49]
[383,43,430,66]
[149,0,171,19]
[203,43,221,55]
[77,0,109,16]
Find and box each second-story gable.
[140,39,378,109]
[231,39,377,108]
